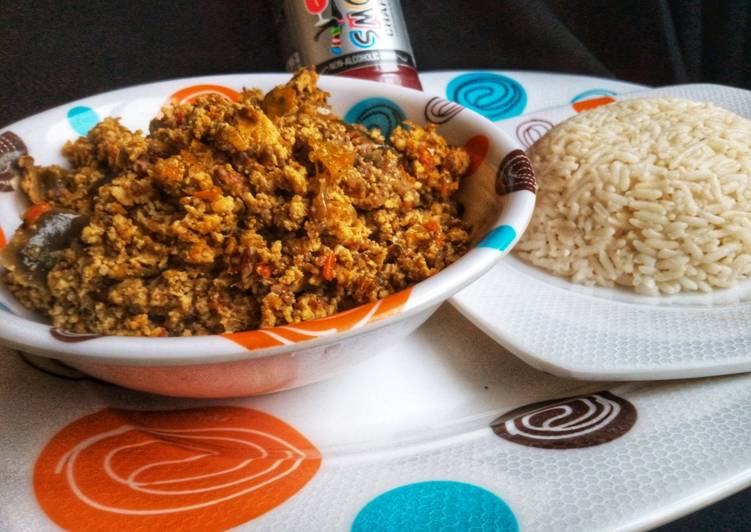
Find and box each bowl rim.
[0,73,536,366]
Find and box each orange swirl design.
[167,84,240,106]
[34,407,321,530]
[572,96,615,113]
[463,135,489,177]
[225,287,411,350]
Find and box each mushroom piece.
[0,209,89,286]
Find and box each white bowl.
[0,74,535,397]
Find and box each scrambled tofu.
[1,69,470,336]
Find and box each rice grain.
[516,98,751,294]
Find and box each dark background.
[2,0,750,124]
[1,1,750,529]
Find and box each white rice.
[515,97,751,295]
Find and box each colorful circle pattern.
[570,89,617,113]
[515,118,553,148]
[51,328,101,343]
[0,130,27,191]
[34,406,321,530]
[344,98,406,139]
[447,72,527,122]
[67,106,101,136]
[492,391,637,449]
[424,97,464,124]
[570,88,617,103]
[352,481,518,532]
[478,225,517,252]
[168,84,240,106]
[495,149,536,195]
[462,134,489,176]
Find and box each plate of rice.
[452,83,751,380]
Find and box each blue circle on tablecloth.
[478,225,517,251]
[352,480,519,532]
[570,88,617,103]
[344,98,406,139]
[447,73,526,121]
[67,106,100,136]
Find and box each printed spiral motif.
[167,84,240,106]
[344,98,406,139]
[570,88,616,103]
[571,88,617,113]
[462,135,489,176]
[34,407,321,530]
[446,72,527,121]
[515,118,553,148]
[424,97,464,124]
[0,131,27,192]
[51,328,102,343]
[225,288,410,350]
[495,149,536,195]
[492,391,637,449]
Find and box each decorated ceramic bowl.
[0,74,535,397]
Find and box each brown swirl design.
[0,131,27,192]
[491,391,637,449]
[51,328,102,343]
[495,149,536,195]
[515,118,553,148]
[424,97,464,124]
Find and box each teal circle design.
[0,301,14,315]
[570,88,617,103]
[67,106,100,136]
[352,481,518,532]
[344,98,406,138]
[447,73,526,121]
[478,225,517,251]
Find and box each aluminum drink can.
[276,0,422,90]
